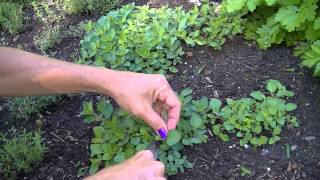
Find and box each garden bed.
[0,0,319,179]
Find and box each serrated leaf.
[247,0,261,12]
[226,0,246,13]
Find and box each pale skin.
[0,47,181,179]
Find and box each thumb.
[141,106,168,140]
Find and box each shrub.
[0,2,23,34]
[9,95,61,120]
[79,1,243,74]
[0,129,46,179]
[59,0,122,14]
[222,0,320,49]
[33,26,63,52]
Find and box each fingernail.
[157,128,167,140]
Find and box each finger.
[153,161,165,177]
[149,177,167,180]
[158,89,181,130]
[133,150,154,160]
[153,102,163,115]
[140,105,168,139]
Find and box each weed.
[9,95,61,120]
[0,2,23,34]
[0,128,46,179]
[33,26,63,52]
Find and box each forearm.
[0,47,114,96]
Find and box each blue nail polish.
[157,128,167,140]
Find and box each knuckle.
[157,75,167,84]
[140,150,154,159]
[132,107,144,117]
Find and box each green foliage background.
[79,2,243,74]
[222,0,320,76]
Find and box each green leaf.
[180,88,193,96]
[269,136,281,144]
[93,126,104,138]
[250,91,265,101]
[285,103,297,111]
[209,98,222,113]
[266,79,279,93]
[90,144,102,155]
[273,126,281,136]
[219,133,230,142]
[97,99,113,119]
[89,164,99,175]
[114,152,126,163]
[226,0,246,13]
[212,125,221,136]
[167,130,182,146]
[252,126,262,134]
[247,0,261,12]
[190,113,202,128]
[135,143,149,151]
[81,101,94,116]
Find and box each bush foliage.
[79,1,243,74]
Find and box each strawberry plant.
[79,1,242,74]
[210,79,298,147]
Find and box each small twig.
[194,155,209,163]
[50,132,65,142]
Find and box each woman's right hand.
[85,150,166,180]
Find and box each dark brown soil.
[0,0,319,180]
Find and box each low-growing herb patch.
[211,79,298,146]
[81,80,298,176]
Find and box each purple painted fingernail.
[157,128,167,140]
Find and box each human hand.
[103,70,181,139]
[85,150,166,180]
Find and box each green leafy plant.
[33,26,63,52]
[222,0,320,49]
[240,166,251,176]
[79,1,242,74]
[0,128,46,179]
[59,0,122,14]
[81,90,212,176]
[211,79,298,147]
[0,2,23,34]
[9,95,61,120]
[81,80,298,177]
[294,40,320,77]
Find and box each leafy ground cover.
[0,0,319,179]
